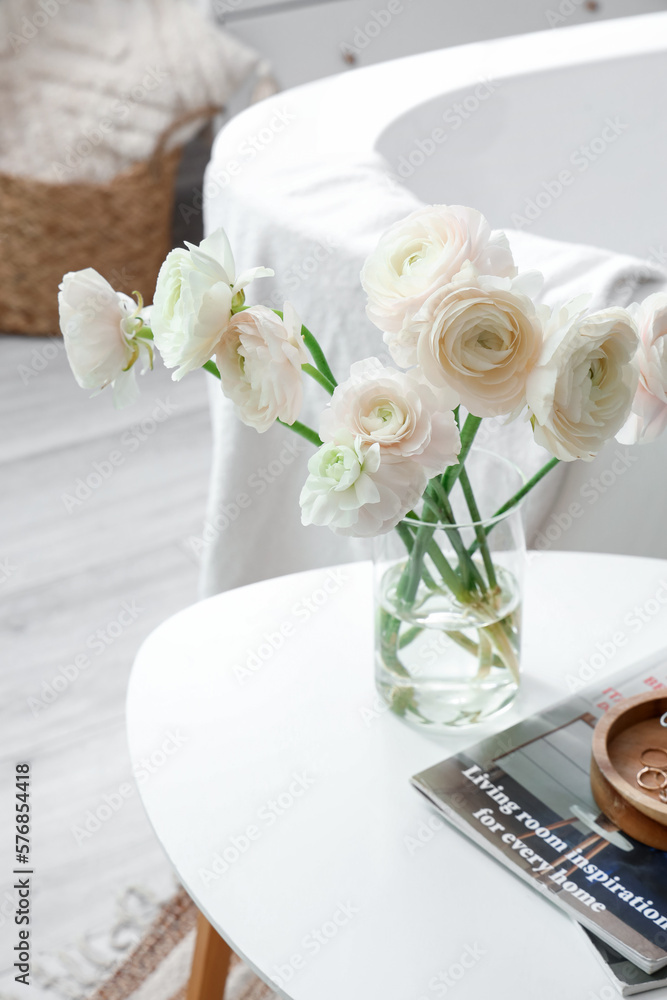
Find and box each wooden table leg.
[186,911,233,1000]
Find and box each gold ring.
[640,747,667,768]
[637,766,667,790]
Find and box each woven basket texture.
[0,147,182,336]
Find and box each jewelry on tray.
[640,747,667,768]
[636,766,667,791]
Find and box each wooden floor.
[0,222,214,994]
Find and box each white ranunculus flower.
[58,268,152,408]
[151,227,273,381]
[527,301,639,462]
[617,293,667,445]
[319,357,460,475]
[361,204,516,336]
[300,433,426,537]
[216,302,309,433]
[403,266,544,418]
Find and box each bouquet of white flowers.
[59,205,667,728]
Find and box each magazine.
[584,930,667,996]
[411,652,667,975]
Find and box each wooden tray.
[590,691,667,850]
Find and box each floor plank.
[1,320,212,998]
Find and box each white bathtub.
[202,14,667,593]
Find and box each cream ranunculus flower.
[527,301,639,461]
[151,227,273,381]
[319,357,460,475]
[617,293,667,445]
[299,433,426,537]
[58,268,152,408]
[405,266,544,418]
[361,204,516,337]
[216,302,309,433]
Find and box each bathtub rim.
[210,10,667,169]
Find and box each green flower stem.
[421,489,446,522]
[276,418,323,447]
[398,500,468,605]
[271,309,338,388]
[445,629,480,658]
[396,521,439,591]
[301,326,338,387]
[443,414,482,493]
[430,512,472,593]
[425,539,469,602]
[485,619,520,684]
[467,456,560,556]
[492,456,561,519]
[395,520,415,553]
[378,609,439,722]
[395,421,490,608]
[302,363,336,396]
[477,632,494,679]
[398,479,473,606]
[399,625,423,649]
[398,526,430,603]
[379,608,411,677]
[202,360,221,378]
[458,466,497,590]
[427,480,485,593]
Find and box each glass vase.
[373,450,526,730]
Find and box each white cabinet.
[211,0,667,91]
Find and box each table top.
[126,552,667,1000]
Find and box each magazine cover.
[412,654,667,974]
[584,930,667,996]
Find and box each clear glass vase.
[373,450,526,730]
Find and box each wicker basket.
[0,106,220,337]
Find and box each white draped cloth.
[200,150,666,595]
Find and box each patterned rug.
[88,889,276,1000]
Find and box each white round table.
[126,552,667,1000]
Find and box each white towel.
[199,150,666,595]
